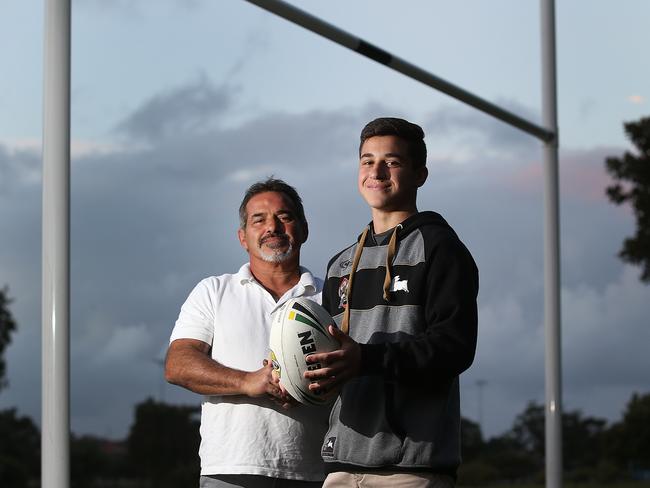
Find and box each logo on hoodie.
[322,436,336,457]
[389,275,409,293]
[338,277,349,309]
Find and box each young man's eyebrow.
[360,152,404,158]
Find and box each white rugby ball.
[269,297,339,406]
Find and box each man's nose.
[371,161,389,179]
[268,216,284,233]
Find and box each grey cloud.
[0,146,41,194]
[579,98,597,121]
[223,20,273,83]
[115,76,233,142]
[0,144,43,425]
[424,99,540,157]
[559,147,633,290]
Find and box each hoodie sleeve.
[359,235,479,384]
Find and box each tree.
[605,116,650,282]
[460,416,484,462]
[505,402,610,482]
[0,288,38,488]
[127,398,201,487]
[0,286,18,392]
[510,402,545,464]
[0,409,40,487]
[561,409,608,481]
[481,434,540,482]
[458,405,543,484]
[70,435,129,488]
[605,392,650,473]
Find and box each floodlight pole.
[541,1,563,487]
[42,0,71,487]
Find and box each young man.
[165,178,328,488]
[305,118,479,487]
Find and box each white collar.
[236,263,317,293]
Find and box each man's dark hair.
[359,117,427,168]
[239,177,307,231]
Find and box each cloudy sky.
[1,0,649,440]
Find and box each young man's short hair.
[239,177,307,231]
[359,117,427,169]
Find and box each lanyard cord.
[340,224,400,334]
[340,226,369,334]
[382,225,399,301]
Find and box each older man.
[166,178,327,488]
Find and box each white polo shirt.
[170,263,328,481]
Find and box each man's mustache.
[259,232,290,246]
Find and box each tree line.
[2,392,649,487]
[457,392,650,485]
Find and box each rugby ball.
[269,297,339,406]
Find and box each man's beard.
[259,234,294,263]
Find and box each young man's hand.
[303,325,361,394]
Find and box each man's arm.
[165,338,289,403]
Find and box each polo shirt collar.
[236,263,317,294]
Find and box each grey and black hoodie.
[321,211,479,477]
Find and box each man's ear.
[416,166,428,187]
[301,221,309,244]
[237,227,248,251]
